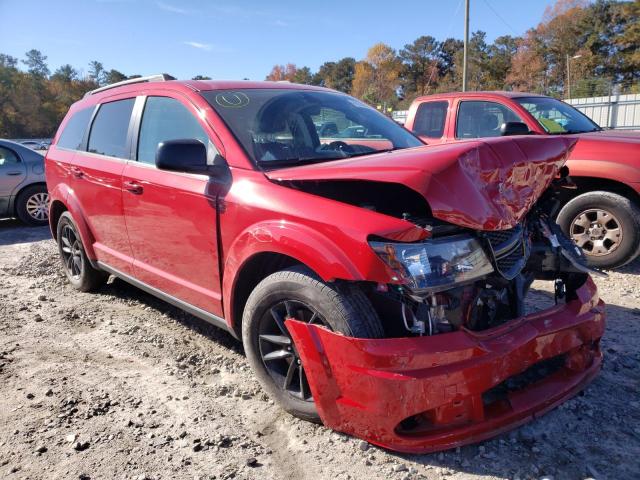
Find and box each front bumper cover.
[286,276,604,453]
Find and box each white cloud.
[183,41,233,54]
[183,41,212,51]
[273,19,289,27]
[157,2,189,14]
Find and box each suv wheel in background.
[56,212,108,292]
[16,184,49,226]
[242,265,384,422]
[557,191,640,269]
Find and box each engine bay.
[283,171,604,337]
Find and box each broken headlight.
[370,235,494,293]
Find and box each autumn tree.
[357,43,402,105]
[265,63,298,82]
[506,30,548,93]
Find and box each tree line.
[1,0,638,138]
[266,0,639,108]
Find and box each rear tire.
[56,212,107,292]
[15,184,49,226]
[242,265,383,422]
[556,191,640,269]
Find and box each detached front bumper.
[287,277,605,453]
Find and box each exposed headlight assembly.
[370,235,494,294]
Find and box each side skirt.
[96,261,237,339]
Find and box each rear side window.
[57,107,93,150]
[456,101,523,139]
[413,101,448,138]
[87,99,135,158]
[137,96,209,165]
[0,146,20,166]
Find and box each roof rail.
[83,73,176,98]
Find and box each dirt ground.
[0,219,639,480]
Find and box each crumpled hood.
[266,136,576,230]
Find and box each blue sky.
[0,0,555,80]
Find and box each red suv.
[46,76,605,453]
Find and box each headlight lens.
[370,235,494,293]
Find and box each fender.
[49,181,98,261]
[222,219,390,329]
[566,158,640,187]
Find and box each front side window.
[57,106,94,150]
[202,89,422,168]
[456,101,523,139]
[137,96,210,165]
[515,96,601,134]
[0,146,20,167]
[87,98,135,158]
[413,101,448,138]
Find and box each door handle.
[123,180,143,194]
[7,171,23,176]
[70,166,84,178]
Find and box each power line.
[481,0,519,36]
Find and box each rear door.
[122,94,225,316]
[0,145,26,215]
[71,96,136,274]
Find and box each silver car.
[0,139,49,226]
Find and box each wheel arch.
[49,199,68,240]
[228,251,306,339]
[563,176,640,207]
[12,181,48,215]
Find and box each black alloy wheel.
[258,299,329,401]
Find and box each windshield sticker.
[215,92,250,108]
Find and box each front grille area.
[482,225,529,280]
[482,354,567,407]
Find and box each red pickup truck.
[405,92,640,269]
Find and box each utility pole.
[566,53,571,100]
[566,54,582,99]
[462,0,470,92]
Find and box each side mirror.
[500,122,530,136]
[156,139,210,174]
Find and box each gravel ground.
[1,219,639,480]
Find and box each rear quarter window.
[57,107,94,150]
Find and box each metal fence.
[566,94,640,130]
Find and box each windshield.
[515,96,601,134]
[202,89,423,168]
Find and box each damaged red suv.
[45,76,605,453]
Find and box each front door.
[0,145,26,215]
[122,95,224,316]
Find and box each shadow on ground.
[0,219,50,246]
[96,276,242,354]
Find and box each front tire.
[56,212,107,292]
[15,184,49,226]
[556,191,640,269]
[242,265,383,422]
